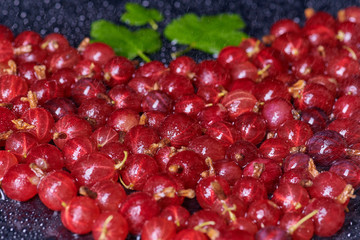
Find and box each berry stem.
[114,151,129,170]
[99,215,114,240]
[178,189,195,198]
[288,209,319,235]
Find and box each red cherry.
[338,6,360,23]
[124,125,160,155]
[332,95,360,119]
[239,37,265,59]
[74,59,102,80]
[283,153,311,172]
[327,119,360,145]
[197,104,228,127]
[300,107,328,133]
[61,196,100,235]
[254,78,291,102]
[272,32,310,62]
[330,159,360,189]
[229,61,258,82]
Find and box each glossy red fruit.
[92,212,128,240]
[19,107,55,143]
[218,229,255,240]
[187,209,227,233]
[0,106,16,136]
[159,113,201,148]
[83,42,115,66]
[329,159,360,189]
[272,183,309,213]
[124,125,160,155]
[16,45,47,65]
[166,150,206,189]
[232,177,267,206]
[0,25,14,42]
[259,138,291,164]
[159,205,190,230]
[279,212,314,240]
[254,79,291,102]
[141,90,173,113]
[128,76,158,98]
[292,56,325,81]
[0,151,17,181]
[43,97,76,121]
[174,94,205,117]
[230,217,258,235]
[37,170,77,211]
[229,61,258,82]
[100,142,129,162]
[225,140,258,167]
[90,126,119,149]
[303,24,336,47]
[26,144,64,172]
[338,6,360,23]
[276,120,312,148]
[108,85,142,112]
[120,154,159,191]
[197,104,228,127]
[5,131,39,162]
[327,56,360,83]
[228,78,256,93]
[2,164,39,201]
[217,46,248,69]
[90,180,127,212]
[272,32,310,62]
[255,226,290,240]
[10,95,31,118]
[303,198,345,237]
[234,112,266,145]
[119,192,160,235]
[107,108,139,133]
[46,48,80,72]
[103,56,135,87]
[78,97,114,129]
[194,60,230,88]
[14,30,42,47]
[30,79,64,104]
[174,229,208,240]
[71,152,118,187]
[61,196,100,235]
[221,90,257,121]
[196,176,231,209]
[270,19,301,37]
[205,121,240,147]
[261,97,294,131]
[0,40,14,62]
[18,62,46,85]
[300,107,328,133]
[52,114,92,149]
[333,95,360,120]
[327,119,360,145]
[169,56,196,78]
[70,78,106,105]
[338,77,360,97]
[212,194,247,224]
[252,47,286,77]
[74,59,102,80]
[279,168,314,187]
[158,73,194,100]
[141,217,177,240]
[283,153,311,172]
[41,33,69,53]
[63,136,96,171]
[134,60,167,80]
[306,130,347,166]
[188,135,226,162]
[239,37,265,59]
[0,75,28,103]
[247,200,281,228]
[243,158,282,193]
[213,159,242,186]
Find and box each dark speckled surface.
[1,0,360,239]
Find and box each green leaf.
[90,19,161,62]
[121,3,163,29]
[164,13,248,55]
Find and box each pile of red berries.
[1,6,360,240]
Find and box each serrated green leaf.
[121,3,163,29]
[164,13,248,54]
[90,19,161,62]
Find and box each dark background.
[1,0,360,239]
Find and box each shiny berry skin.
[221,90,257,121]
[108,85,142,111]
[174,229,208,240]
[327,119,360,145]
[333,95,360,120]
[90,180,127,212]
[158,73,194,100]
[141,217,177,240]
[300,107,328,133]
[134,60,166,80]
[247,200,281,228]
[90,126,119,148]
[43,97,76,121]
[20,107,55,143]
[197,104,228,127]
[329,159,360,189]
[303,198,345,237]
[74,59,102,80]
[229,61,258,82]
[37,170,77,211]
[239,37,265,59]
[78,97,114,129]
[270,19,301,37]
[103,56,135,87]
[166,150,206,189]
[218,229,255,240]
[40,33,69,53]
[174,94,205,118]
[188,135,226,162]
[230,217,258,235]
[338,77,360,97]
[254,79,291,102]
[71,152,118,187]
[259,138,291,164]
[30,79,64,105]
[63,136,96,171]
[225,140,258,167]
[26,144,64,172]
[233,177,267,206]
[306,130,347,166]
[338,6,360,23]
[70,78,106,105]
[159,205,190,230]
[18,62,46,85]
[120,154,159,191]
[187,209,227,232]
[61,196,100,235]
[255,226,290,240]
[252,47,286,77]
[124,125,160,155]
[277,120,313,148]
[0,75,28,103]
[92,212,129,240]
[205,121,241,147]
[14,30,42,47]
[194,60,230,88]
[100,142,128,161]
[261,97,294,131]
[229,78,256,93]
[272,183,309,213]
[52,114,92,149]
[141,90,173,113]
[2,164,39,201]
[0,106,16,135]
[217,46,248,69]
[272,32,310,62]
[0,25,14,41]
[283,153,311,172]
[0,40,13,63]
[0,151,17,181]
[159,113,201,148]
[5,131,39,162]
[213,159,243,186]
[46,48,80,72]
[107,108,139,133]
[292,56,325,81]
[279,212,314,240]
[119,192,160,235]
[128,76,157,97]
[303,24,336,47]
[234,112,267,145]
[169,56,196,78]
[16,45,47,65]
[83,42,115,66]
[327,56,360,83]
[196,176,231,209]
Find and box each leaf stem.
[171,43,195,59]
[137,50,151,63]
[149,19,158,30]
